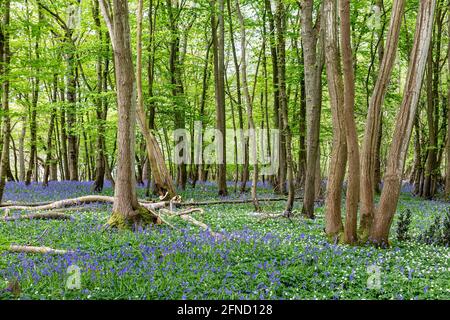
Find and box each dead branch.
[2,213,72,222]
[0,196,170,212]
[178,196,309,206]
[177,214,222,239]
[6,245,70,255]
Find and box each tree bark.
[323,0,346,241]
[359,0,405,240]
[339,0,360,244]
[137,0,176,199]
[0,0,11,203]
[235,0,259,211]
[43,74,58,187]
[92,0,107,192]
[25,35,39,186]
[300,0,324,219]
[370,0,436,245]
[446,1,450,197]
[211,0,228,196]
[275,0,294,213]
[99,0,157,228]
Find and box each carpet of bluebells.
[0,181,449,300]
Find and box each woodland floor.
[0,181,449,300]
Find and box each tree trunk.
[265,0,281,192]
[446,3,450,197]
[359,0,404,240]
[137,0,176,199]
[99,0,157,228]
[0,0,11,203]
[43,74,58,187]
[323,0,346,241]
[370,0,436,245]
[211,0,228,196]
[339,0,360,244]
[300,0,324,219]
[66,41,78,181]
[275,0,294,213]
[25,42,39,186]
[235,0,259,211]
[92,0,106,192]
[18,116,26,182]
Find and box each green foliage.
[418,210,450,247]
[396,209,412,242]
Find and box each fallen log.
[162,207,221,238]
[0,201,54,208]
[6,245,70,255]
[2,213,72,222]
[0,196,324,209]
[0,196,170,212]
[177,196,309,206]
[0,198,158,208]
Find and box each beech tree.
[99,0,157,228]
[136,0,176,200]
[0,0,11,203]
[324,0,436,245]
[211,0,228,196]
[300,0,325,219]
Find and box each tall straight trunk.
[373,0,386,194]
[423,49,437,198]
[60,88,70,180]
[324,0,346,241]
[423,5,443,198]
[275,0,294,211]
[412,113,422,191]
[370,0,436,245]
[137,0,176,199]
[226,0,247,193]
[167,0,187,191]
[0,0,11,203]
[265,0,281,191]
[194,40,212,189]
[146,0,159,196]
[66,38,78,181]
[446,3,450,197]
[339,0,360,244]
[300,0,324,219]
[211,0,228,196]
[359,0,405,240]
[93,0,106,192]
[81,113,92,180]
[18,116,26,182]
[262,19,272,185]
[297,43,307,187]
[26,41,39,186]
[43,74,58,187]
[99,0,157,228]
[65,4,82,182]
[235,0,259,211]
